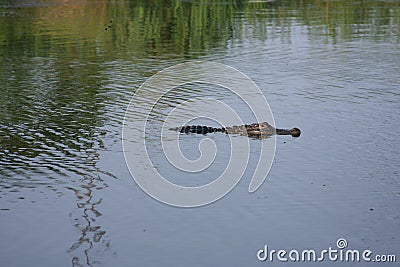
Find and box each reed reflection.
[67,173,110,267]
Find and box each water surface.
[0,0,399,266]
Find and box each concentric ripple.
[122,61,276,207]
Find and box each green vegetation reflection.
[0,0,398,60]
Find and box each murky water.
[1,0,399,266]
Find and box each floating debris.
[105,19,113,31]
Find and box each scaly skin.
[170,122,301,138]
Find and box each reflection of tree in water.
[62,136,116,267]
[67,172,111,267]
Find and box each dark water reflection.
[0,0,399,266]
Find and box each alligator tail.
[170,125,226,134]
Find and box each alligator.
[170,122,301,138]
